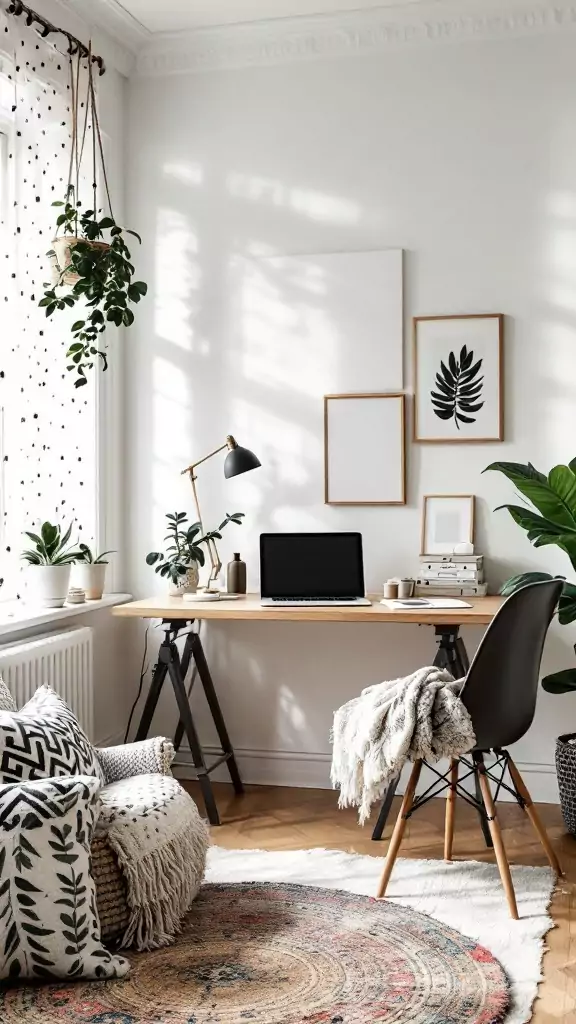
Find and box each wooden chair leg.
[376,760,422,899]
[476,760,519,920]
[507,756,563,876]
[444,758,459,862]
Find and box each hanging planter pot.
[39,49,147,387]
[49,236,110,286]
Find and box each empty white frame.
[324,394,406,505]
[254,249,403,393]
[421,495,475,555]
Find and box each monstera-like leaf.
[431,346,484,430]
[485,460,576,570]
[486,457,576,697]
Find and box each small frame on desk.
[413,313,504,443]
[421,494,475,555]
[324,393,406,505]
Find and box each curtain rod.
[6,0,105,75]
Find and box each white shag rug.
[207,846,556,1024]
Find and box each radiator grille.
[0,627,94,739]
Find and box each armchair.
[92,737,176,945]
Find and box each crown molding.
[134,0,576,78]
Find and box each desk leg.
[135,659,168,741]
[165,637,221,827]
[191,632,244,795]
[371,624,475,843]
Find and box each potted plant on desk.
[485,457,576,832]
[21,521,82,608]
[146,511,244,596]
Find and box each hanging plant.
[38,50,147,388]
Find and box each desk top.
[112,594,503,625]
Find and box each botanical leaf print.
[0,777,129,981]
[431,345,484,430]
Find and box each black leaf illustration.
[431,345,484,429]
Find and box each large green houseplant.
[484,459,576,693]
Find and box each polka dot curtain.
[0,11,98,600]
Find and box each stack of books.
[415,554,487,597]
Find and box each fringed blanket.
[331,666,476,825]
[97,774,209,950]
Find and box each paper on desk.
[380,598,473,610]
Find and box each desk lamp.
[181,435,261,589]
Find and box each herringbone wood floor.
[184,780,576,1022]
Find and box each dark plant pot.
[556,733,576,834]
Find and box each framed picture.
[413,314,504,443]
[324,393,405,505]
[421,495,475,555]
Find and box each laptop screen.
[260,533,365,598]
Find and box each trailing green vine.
[40,196,147,387]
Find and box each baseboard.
[172,746,560,805]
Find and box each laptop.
[260,532,371,607]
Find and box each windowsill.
[0,593,133,639]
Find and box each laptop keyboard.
[271,596,357,602]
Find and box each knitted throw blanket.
[331,666,476,824]
[98,774,209,950]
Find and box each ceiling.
[114,0,436,35]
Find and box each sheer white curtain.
[0,10,97,600]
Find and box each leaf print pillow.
[0,775,129,981]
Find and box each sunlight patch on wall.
[154,207,199,351]
[163,161,204,186]
[231,256,338,398]
[226,171,360,225]
[152,356,192,533]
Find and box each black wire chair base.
[405,749,524,827]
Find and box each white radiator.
[0,627,94,739]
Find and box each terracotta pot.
[168,564,200,598]
[50,236,110,286]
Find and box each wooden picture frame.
[421,494,475,555]
[413,313,504,443]
[324,393,406,506]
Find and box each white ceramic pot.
[30,564,72,608]
[71,562,107,600]
[168,564,199,597]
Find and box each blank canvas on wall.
[245,249,403,394]
[324,394,405,505]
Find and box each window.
[0,48,101,601]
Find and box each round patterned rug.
[2,882,509,1023]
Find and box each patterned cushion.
[97,737,175,784]
[0,675,15,712]
[0,684,104,785]
[0,775,130,981]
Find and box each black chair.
[376,579,564,919]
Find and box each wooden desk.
[114,594,502,625]
[113,594,503,832]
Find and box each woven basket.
[556,733,576,834]
[91,834,129,946]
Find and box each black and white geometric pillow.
[0,685,105,786]
[0,775,130,981]
[0,675,15,712]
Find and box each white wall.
[126,29,576,801]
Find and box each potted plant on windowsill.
[21,521,82,608]
[146,511,244,596]
[484,458,576,833]
[72,544,115,600]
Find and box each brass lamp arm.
[181,436,237,477]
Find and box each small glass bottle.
[227,552,247,594]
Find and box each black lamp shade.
[224,445,261,479]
